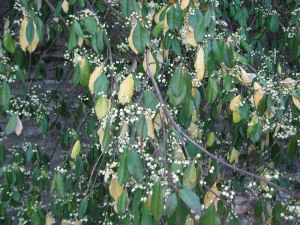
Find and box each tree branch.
[44,0,70,31]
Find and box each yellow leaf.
[71,140,81,159]
[19,18,29,52]
[145,111,155,139]
[168,0,174,3]
[15,115,23,136]
[204,181,220,211]
[228,147,238,164]
[247,114,258,135]
[45,212,54,225]
[120,122,129,135]
[194,46,205,81]
[185,25,197,47]
[61,219,69,225]
[62,0,69,13]
[146,194,152,212]
[206,132,215,147]
[104,170,109,183]
[109,178,124,200]
[192,110,197,122]
[128,23,138,54]
[154,110,169,131]
[239,66,251,84]
[263,207,273,224]
[232,111,241,123]
[97,126,104,145]
[254,82,264,108]
[143,51,156,76]
[188,122,199,139]
[27,22,40,53]
[74,218,82,225]
[89,65,104,93]
[173,144,185,160]
[109,162,118,168]
[181,0,190,9]
[191,81,198,97]
[95,97,108,120]
[154,5,167,24]
[292,96,300,110]
[78,36,83,47]
[229,95,241,111]
[118,75,135,105]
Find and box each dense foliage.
[0,0,300,224]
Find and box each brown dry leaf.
[232,110,241,123]
[118,75,135,105]
[74,218,82,225]
[19,18,29,51]
[109,178,124,200]
[181,0,190,9]
[292,96,300,110]
[204,181,220,211]
[62,0,69,13]
[229,95,241,111]
[154,110,169,131]
[194,46,205,81]
[146,194,152,212]
[145,111,155,139]
[109,162,118,168]
[254,82,264,108]
[15,115,23,136]
[128,23,138,54]
[89,65,104,93]
[143,51,156,76]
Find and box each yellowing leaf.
[185,25,197,47]
[74,218,82,225]
[146,194,152,212]
[27,22,40,53]
[62,0,69,13]
[239,66,252,84]
[254,82,264,108]
[143,51,156,76]
[120,122,129,135]
[97,126,104,145]
[173,144,185,160]
[154,110,169,131]
[104,170,109,183]
[206,132,215,147]
[95,97,108,120]
[188,122,199,139]
[292,96,300,110]
[247,114,258,135]
[19,18,29,52]
[109,178,124,200]
[154,5,167,24]
[78,36,83,47]
[145,111,155,139]
[45,212,54,225]
[192,110,197,122]
[181,0,190,9]
[229,95,241,111]
[89,65,104,93]
[15,115,23,136]
[194,46,205,81]
[232,110,241,123]
[228,147,238,164]
[204,181,220,211]
[71,140,81,159]
[118,75,135,105]
[128,23,138,54]
[109,162,118,168]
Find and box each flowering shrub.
[0,0,300,224]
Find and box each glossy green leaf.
[212,40,224,62]
[55,172,65,197]
[206,77,218,104]
[189,9,203,29]
[151,180,164,221]
[128,149,143,183]
[97,29,104,51]
[224,44,234,68]
[5,114,17,135]
[254,198,263,218]
[132,22,148,54]
[73,64,80,85]
[84,16,98,35]
[26,19,35,44]
[102,119,111,149]
[121,0,131,18]
[53,0,62,17]
[141,203,153,224]
[0,143,5,164]
[166,193,177,218]
[0,80,10,109]
[117,190,127,216]
[183,95,195,119]
[287,135,297,158]
[257,94,268,116]
[153,21,164,36]
[179,189,201,215]
[240,39,253,53]
[143,90,158,111]
[167,5,179,31]
[94,72,109,96]
[4,33,15,54]
[33,17,44,42]
[118,147,130,185]
[200,203,221,225]
[68,22,78,51]
[171,66,184,97]
[249,122,262,143]
[182,160,196,189]
[78,196,89,218]
[273,202,284,222]
[167,198,190,225]
[194,18,206,43]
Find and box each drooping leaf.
[95,97,108,120]
[0,80,10,109]
[84,16,98,35]
[182,160,196,189]
[117,190,128,216]
[206,77,218,104]
[200,203,221,225]
[4,33,15,54]
[118,147,130,185]
[166,193,177,218]
[179,189,201,215]
[128,149,143,183]
[5,114,17,135]
[151,180,164,221]
[132,22,148,54]
[78,196,89,218]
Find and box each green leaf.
[117,190,127,216]
[212,40,224,62]
[167,82,187,106]
[287,135,297,158]
[229,217,242,225]
[73,64,80,85]
[254,198,263,218]
[183,95,195,120]
[194,18,206,43]
[223,74,232,91]
[151,180,164,221]
[171,66,184,97]
[26,19,35,44]
[182,160,196,189]
[97,29,104,51]
[128,149,143,183]
[0,143,5,164]
[132,22,148,54]
[55,172,65,197]
[200,203,221,225]
[153,21,164,36]
[31,211,40,225]
[257,94,268,116]
[121,0,131,18]
[79,57,90,86]
[4,33,15,54]
[94,72,110,96]
[53,0,62,17]
[239,102,249,121]
[206,77,218,104]
[33,17,44,42]
[171,35,182,55]
[166,193,177,218]
[240,39,253,53]
[203,9,212,28]
[102,120,111,149]
[131,0,139,14]
[140,203,154,224]
[167,198,190,225]
[42,117,49,135]
[16,69,25,82]
[167,5,179,31]
[84,16,98,35]
[68,22,78,51]
[5,114,17,135]
[118,147,130,185]
[143,90,158,111]
[74,20,85,39]
[249,122,262,143]
[0,80,10,109]
[273,202,284,222]
[78,196,89,218]
[232,179,242,192]
[224,44,234,68]
[179,189,201,215]
[267,14,279,33]
[189,9,203,29]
